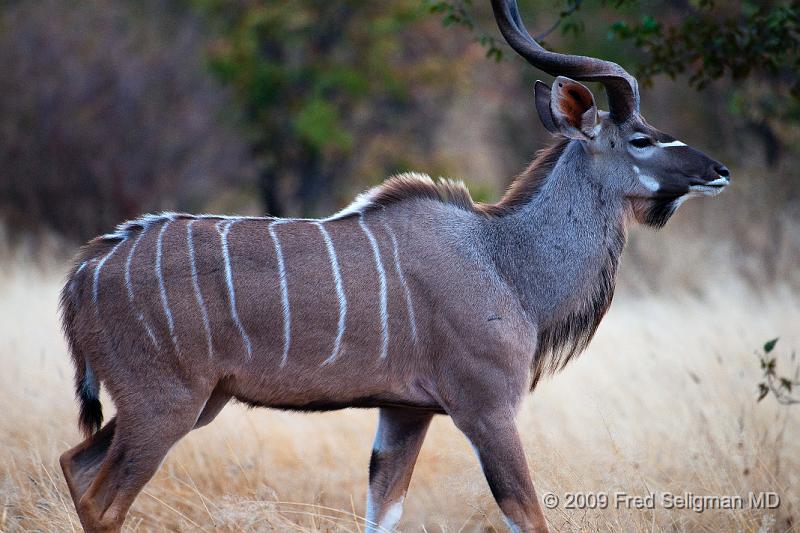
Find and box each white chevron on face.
[655,139,686,148]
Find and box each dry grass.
[0,258,798,532]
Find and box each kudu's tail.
[59,259,103,437]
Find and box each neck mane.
[326,138,571,221]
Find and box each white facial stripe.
[156,221,181,356]
[631,147,658,159]
[656,139,686,148]
[269,220,292,367]
[633,164,660,192]
[315,222,347,365]
[187,220,214,359]
[638,174,660,192]
[359,214,389,360]
[383,222,418,346]
[217,220,253,359]
[92,239,124,306]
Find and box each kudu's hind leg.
[74,396,205,532]
[365,408,433,533]
[60,418,117,511]
[454,411,549,533]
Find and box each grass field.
[1,259,798,532]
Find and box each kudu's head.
[492,0,730,227]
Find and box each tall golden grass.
[1,252,797,532]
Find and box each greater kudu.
[58,1,730,531]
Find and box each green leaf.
[779,378,793,391]
[764,338,779,353]
[292,99,352,151]
[486,46,503,62]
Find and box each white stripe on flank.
[70,261,88,296]
[314,221,347,365]
[156,221,181,356]
[187,220,214,359]
[124,228,160,350]
[383,222,418,345]
[359,214,389,359]
[217,220,253,358]
[268,220,291,367]
[140,318,159,348]
[656,139,686,148]
[125,229,145,300]
[92,240,125,306]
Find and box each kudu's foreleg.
[454,411,549,533]
[365,407,433,533]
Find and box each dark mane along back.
[481,138,570,216]
[328,139,570,220]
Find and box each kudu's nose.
[714,164,730,179]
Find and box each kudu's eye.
[629,137,653,149]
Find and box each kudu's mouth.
[687,174,730,197]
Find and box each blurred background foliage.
[0,0,798,288]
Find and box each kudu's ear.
[534,80,559,135]
[538,76,598,140]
